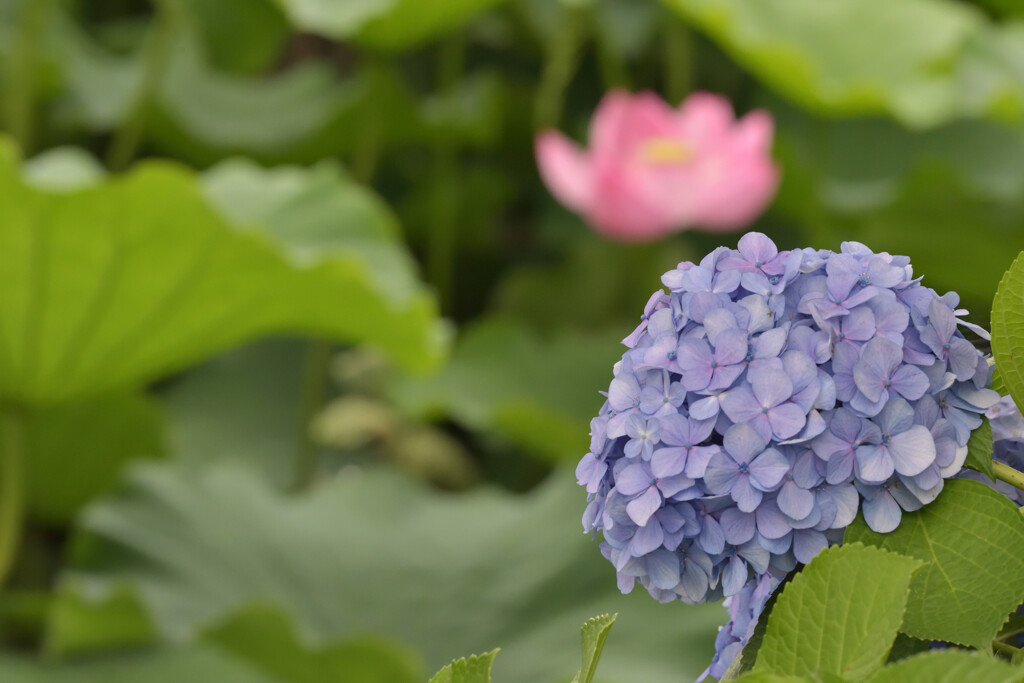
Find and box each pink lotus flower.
[535,90,779,242]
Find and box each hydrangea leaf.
[571,614,616,683]
[661,0,1024,128]
[753,543,920,681]
[0,647,278,683]
[992,251,1024,414]
[964,418,996,481]
[844,478,1024,648]
[865,651,1024,683]
[271,0,508,50]
[428,650,499,683]
[0,140,445,404]
[17,392,165,524]
[203,605,424,683]
[390,317,621,461]
[49,465,725,682]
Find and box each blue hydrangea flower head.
[576,232,997,678]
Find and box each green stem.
[993,640,1020,658]
[994,461,1024,494]
[595,22,629,90]
[106,1,179,171]
[426,35,465,314]
[3,0,51,152]
[663,18,693,106]
[534,7,585,131]
[999,614,1024,639]
[293,341,332,491]
[0,408,25,588]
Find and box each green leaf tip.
[572,613,617,683]
[428,648,500,683]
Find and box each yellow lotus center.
[639,138,692,165]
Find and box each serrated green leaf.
[50,465,725,682]
[428,649,499,683]
[391,317,621,461]
[733,674,814,683]
[754,544,921,681]
[964,418,996,481]
[865,650,1024,683]
[0,140,444,404]
[572,614,616,683]
[992,251,1024,414]
[661,0,1024,128]
[204,604,424,683]
[845,478,1024,648]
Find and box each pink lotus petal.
[535,90,779,242]
[534,131,592,213]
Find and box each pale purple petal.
[647,548,681,590]
[890,364,929,400]
[889,425,936,477]
[778,480,815,520]
[629,522,664,556]
[793,530,828,564]
[749,448,790,489]
[732,475,764,512]
[703,452,739,494]
[723,423,767,462]
[719,507,756,545]
[767,403,807,440]
[750,367,794,408]
[608,374,641,412]
[856,444,895,484]
[722,555,748,596]
[616,463,652,496]
[626,486,662,526]
[651,447,687,479]
[862,490,902,533]
[685,445,719,479]
[720,387,764,424]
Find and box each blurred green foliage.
[0,0,1022,681]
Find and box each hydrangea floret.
[576,232,999,678]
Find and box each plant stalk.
[106,1,179,171]
[534,6,585,131]
[993,461,1024,494]
[293,341,332,491]
[4,0,51,152]
[0,408,26,588]
[426,34,465,314]
[663,18,693,105]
